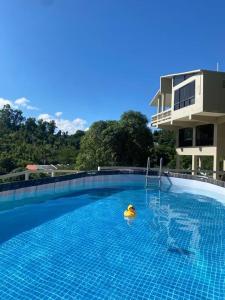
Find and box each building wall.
[203,72,225,113]
[176,123,225,156]
[171,74,203,121]
[176,146,217,156]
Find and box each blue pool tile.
[0,187,224,299]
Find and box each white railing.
[151,109,171,126]
[0,166,224,185]
[0,170,79,182]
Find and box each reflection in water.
[145,189,200,258]
[124,216,136,227]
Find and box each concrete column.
[213,152,219,180]
[176,155,181,171]
[157,97,160,114]
[25,172,29,181]
[223,160,225,171]
[161,93,165,112]
[198,156,202,169]
[175,128,179,147]
[192,127,196,147]
[192,155,198,175]
[213,124,218,146]
[51,171,55,177]
[213,147,223,179]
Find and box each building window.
[174,81,195,110]
[173,74,195,87]
[196,124,214,146]
[179,128,193,147]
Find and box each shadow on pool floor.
[0,187,125,244]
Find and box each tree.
[0,105,85,172]
[76,121,110,170]
[0,105,178,174]
[0,104,25,132]
[120,111,153,166]
[76,111,154,170]
[0,157,16,173]
[152,129,176,167]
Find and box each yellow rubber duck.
[124,204,136,218]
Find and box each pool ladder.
[145,157,162,188]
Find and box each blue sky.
[0,0,225,133]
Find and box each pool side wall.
[0,171,224,208]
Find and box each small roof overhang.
[150,89,161,106]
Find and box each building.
[150,69,225,179]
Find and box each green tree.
[0,157,16,173]
[0,104,25,133]
[76,111,154,170]
[152,129,176,167]
[120,111,153,166]
[0,105,85,173]
[0,105,180,174]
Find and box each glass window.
[174,90,180,110]
[174,81,195,110]
[196,124,214,146]
[173,73,195,87]
[179,128,193,147]
[173,75,185,86]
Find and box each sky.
[0,0,225,133]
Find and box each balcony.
[151,109,171,127]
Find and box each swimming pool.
[0,175,225,299]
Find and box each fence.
[0,169,79,183]
[0,166,224,185]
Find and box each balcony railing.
[151,109,171,126]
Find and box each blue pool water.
[0,185,225,299]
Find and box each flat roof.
[161,69,225,78]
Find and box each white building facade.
[150,70,225,179]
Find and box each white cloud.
[26,105,39,110]
[0,98,13,109]
[38,112,88,134]
[0,97,39,110]
[38,113,51,122]
[0,97,88,134]
[55,112,63,118]
[14,97,29,106]
[15,97,39,110]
